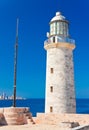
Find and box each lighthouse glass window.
[60,22,64,35]
[57,22,60,34]
[50,23,56,35]
[64,23,68,36]
[62,22,68,37]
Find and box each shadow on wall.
[0,113,7,126]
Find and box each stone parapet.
[35,113,89,126]
[4,107,29,113]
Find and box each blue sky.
[0,0,89,98]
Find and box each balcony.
[44,36,75,46]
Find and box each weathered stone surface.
[3,107,28,125]
[36,113,89,126]
[0,107,35,126]
[0,108,4,114]
[60,122,79,128]
[45,45,76,113]
[4,107,29,113]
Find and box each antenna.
[13,18,19,107]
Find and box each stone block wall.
[36,113,89,126]
[0,107,29,125]
[0,107,35,126]
[45,46,76,113]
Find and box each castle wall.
[36,113,89,126]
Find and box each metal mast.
[13,18,19,107]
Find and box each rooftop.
[50,12,66,22]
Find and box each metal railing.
[44,36,75,45]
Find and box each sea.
[0,99,89,117]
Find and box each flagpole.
[13,18,19,107]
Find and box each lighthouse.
[44,12,76,113]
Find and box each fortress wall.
[36,113,89,125]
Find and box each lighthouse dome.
[50,12,65,22]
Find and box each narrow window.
[50,68,53,73]
[50,106,53,113]
[50,86,53,92]
[53,37,55,43]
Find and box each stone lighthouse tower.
[44,12,76,113]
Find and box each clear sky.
[0,0,89,98]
